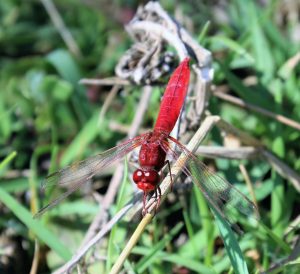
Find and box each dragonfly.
[36,57,257,231]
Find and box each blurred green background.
[0,0,299,273]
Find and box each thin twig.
[284,214,300,236]
[79,86,153,247]
[109,121,149,135]
[261,149,300,192]
[196,146,260,160]
[80,77,130,86]
[239,164,259,210]
[279,52,300,79]
[216,117,262,147]
[29,240,40,274]
[216,115,300,192]
[216,117,300,192]
[53,204,133,274]
[213,90,300,131]
[79,165,124,248]
[40,0,82,57]
[128,86,153,138]
[98,85,120,126]
[262,236,300,274]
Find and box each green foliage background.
[0,0,299,273]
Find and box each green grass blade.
[211,207,249,274]
[198,21,211,44]
[0,187,72,260]
[0,178,29,193]
[60,111,99,166]
[210,36,254,64]
[46,49,90,124]
[106,159,129,272]
[271,135,286,237]
[249,2,274,79]
[189,156,249,272]
[135,222,184,273]
[258,222,291,253]
[193,187,215,266]
[133,247,216,274]
[182,208,197,253]
[0,151,17,174]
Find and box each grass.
[0,0,300,273]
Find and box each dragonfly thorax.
[133,168,159,192]
[139,132,167,171]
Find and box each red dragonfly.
[36,58,257,229]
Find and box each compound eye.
[144,170,159,184]
[133,169,144,183]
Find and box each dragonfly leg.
[142,187,162,216]
[154,186,162,214]
[165,160,174,192]
[152,189,158,215]
[142,191,148,216]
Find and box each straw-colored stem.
[239,164,259,210]
[214,91,300,131]
[109,213,153,274]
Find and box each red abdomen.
[154,58,190,134]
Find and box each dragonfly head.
[133,168,159,192]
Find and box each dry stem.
[53,204,133,274]
[213,90,300,131]
[80,86,153,247]
[41,0,82,57]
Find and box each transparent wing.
[163,136,258,233]
[35,134,149,217]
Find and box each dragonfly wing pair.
[35,134,149,217]
[161,136,258,233]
